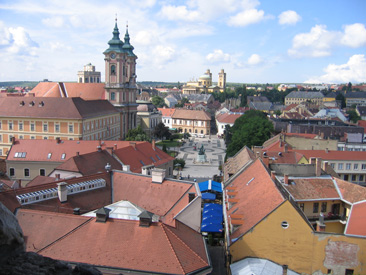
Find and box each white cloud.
[227,8,267,27]
[278,10,301,25]
[288,25,338,57]
[159,5,201,22]
[42,16,65,28]
[49,41,72,51]
[341,23,366,48]
[206,49,231,63]
[247,53,262,65]
[0,26,39,56]
[304,54,366,84]
[150,45,176,69]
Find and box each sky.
[0,0,366,84]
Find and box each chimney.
[284,144,288,153]
[282,265,288,275]
[256,151,260,158]
[271,171,276,181]
[122,165,130,172]
[96,207,111,223]
[73,208,81,215]
[279,140,283,147]
[55,174,60,181]
[152,139,156,150]
[142,167,149,175]
[152,168,165,183]
[130,142,136,150]
[316,213,326,232]
[322,161,328,172]
[284,174,289,185]
[263,156,269,167]
[76,152,80,157]
[325,148,329,153]
[57,182,68,203]
[56,137,61,144]
[11,136,16,145]
[315,158,322,177]
[138,210,153,227]
[189,193,196,202]
[310,157,316,165]
[114,144,117,150]
[97,145,102,152]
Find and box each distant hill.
[0,81,39,88]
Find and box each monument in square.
[196,144,207,163]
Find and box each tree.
[151,96,167,108]
[174,158,186,169]
[226,110,274,157]
[347,110,361,123]
[336,93,346,109]
[125,126,149,141]
[347,82,352,93]
[153,122,171,140]
[175,97,190,107]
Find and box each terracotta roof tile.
[224,146,256,181]
[18,209,210,274]
[172,109,210,120]
[55,150,122,175]
[216,113,242,124]
[26,176,58,187]
[345,201,366,236]
[334,178,366,203]
[113,142,174,173]
[31,82,105,100]
[7,140,134,162]
[293,149,366,161]
[225,159,285,240]
[262,151,304,164]
[113,172,195,217]
[158,107,175,117]
[284,178,340,200]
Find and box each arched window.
[111,65,116,75]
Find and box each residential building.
[312,108,347,122]
[357,106,366,120]
[0,97,120,158]
[136,101,162,137]
[158,107,175,129]
[345,91,366,107]
[0,167,211,274]
[77,63,101,83]
[285,91,324,106]
[164,95,178,107]
[293,149,366,185]
[223,157,366,275]
[5,139,173,185]
[171,109,211,135]
[215,113,242,136]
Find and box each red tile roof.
[358,120,366,133]
[113,172,195,217]
[262,151,304,164]
[334,178,366,204]
[7,140,136,162]
[292,149,366,161]
[158,107,175,117]
[224,146,255,181]
[225,159,285,240]
[0,173,111,214]
[54,150,122,175]
[172,109,210,120]
[113,142,174,173]
[18,209,210,274]
[262,140,293,152]
[30,82,105,100]
[345,201,366,236]
[25,176,58,187]
[216,113,242,124]
[284,178,340,200]
[0,97,117,119]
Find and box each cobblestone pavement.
[175,135,226,181]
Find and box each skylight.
[61,153,66,159]
[47,153,52,159]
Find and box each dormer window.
[61,153,66,159]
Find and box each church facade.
[103,20,138,139]
[182,69,226,94]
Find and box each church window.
[111,92,115,101]
[85,77,89,83]
[111,65,116,75]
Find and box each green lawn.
[156,139,182,148]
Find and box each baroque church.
[30,19,138,139]
[182,69,226,94]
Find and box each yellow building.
[171,109,211,135]
[224,158,366,274]
[182,69,226,94]
[0,97,120,158]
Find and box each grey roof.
[182,94,213,102]
[249,101,273,111]
[286,91,324,99]
[247,96,270,103]
[231,257,299,275]
[344,91,366,99]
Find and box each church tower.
[104,19,138,139]
[218,69,226,91]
